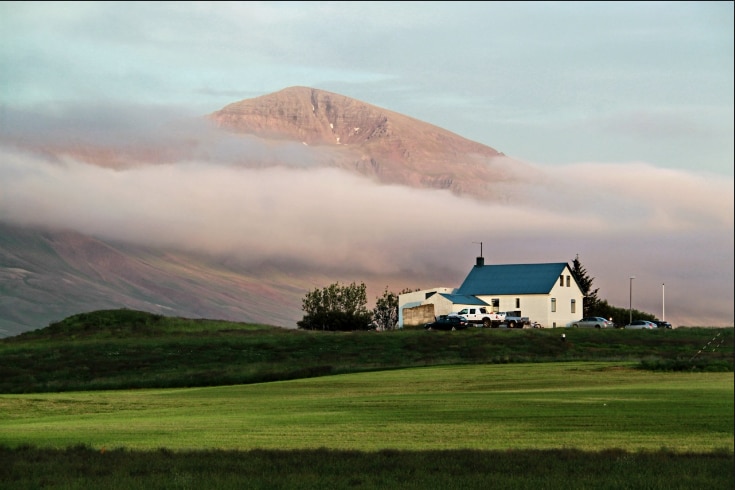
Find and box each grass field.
[2,362,732,452]
[1,310,733,488]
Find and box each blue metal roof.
[438,293,488,305]
[456,262,569,295]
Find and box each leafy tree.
[297,282,372,331]
[571,255,600,317]
[373,287,418,331]
[372,287,400,331]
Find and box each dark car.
[652,320,672,329]
[424,315,470,331]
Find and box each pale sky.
[1,1,732,174]
[1,1,733,327]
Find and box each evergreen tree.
[571,255,600,317]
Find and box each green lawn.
[2,362,732,453]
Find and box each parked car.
[424,315,470,331]
[623,320,656,330]
[652,320,672,329]
[567,317,615,329]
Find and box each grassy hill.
[2,309,732,394]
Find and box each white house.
[398,257,585,328]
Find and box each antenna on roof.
[472,241,483,257]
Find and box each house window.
[566,275,570,287]
[559,275,564,287]
[515,298,520,309]
[551,298,557,313]
[571,299,576,314]
[491,298,500,313]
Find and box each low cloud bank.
[1,106,732,327]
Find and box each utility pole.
[629,276,635,326]
[662,283,665,321]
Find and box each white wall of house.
[519,295,557,326]
[429,295,458,318]
[471,292,582,328]
[544,270,585,328]
[474,293,548,324]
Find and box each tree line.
[298,257,658,331]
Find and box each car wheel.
[508,321,516,329]
[595,325,601,328]
[483,318,491,328]
[451,326,456,331]
[573,324,579,328]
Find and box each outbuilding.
[398,257,584,328]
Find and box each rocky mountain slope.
[210,86,524,199]
[0,222,316,337]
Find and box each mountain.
[0,86,522,337]
[210,86,526,200]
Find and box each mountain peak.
[212,85,400,147]
[210,87,518,199]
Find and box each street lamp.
[629,276,635,326]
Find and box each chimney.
[475,256,484,267]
